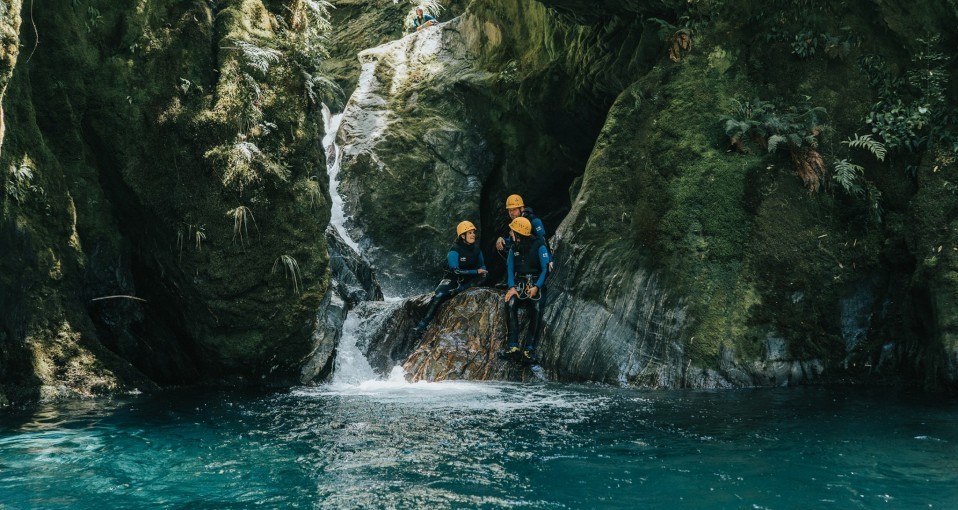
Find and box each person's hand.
[527,286,538,298]
[478,268,488,275]
[548,261,555,272]
[496,237,506,250]
[504,288,518,302]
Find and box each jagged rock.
[327,226,384,305]
[299,289,348,384]
[403,288,533,382]
[354,288,537,382]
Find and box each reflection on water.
[1,385,957,509]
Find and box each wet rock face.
[403,288,533,382]
[336,21,496,295]
[360,288,537,382]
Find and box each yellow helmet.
[505,194,524,209]
[509,217,532,236]
[456,220,477,236]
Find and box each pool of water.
[1,380,956,509]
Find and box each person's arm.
[535,245,550,288]
[507,250,516,288]
[448,250,478,275]
[478,251,487,272]
[532,217,547,240]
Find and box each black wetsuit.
[505,236,550,353]
[417,239,486,330]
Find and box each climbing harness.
[514,274,542,301]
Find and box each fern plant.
[232,40,282,75]
[721,99,828,191]
[832,159,865,197]
[843,134,886,161]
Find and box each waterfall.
[329,299,405,387]
[319,27,453,389]
[322,105,360,253]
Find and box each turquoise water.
[1,382,956,509]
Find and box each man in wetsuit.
[414,220,488,333]
[495,194,547,252]
[502,216,551,363]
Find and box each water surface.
[2,382,956,509]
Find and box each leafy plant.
[792,31,820,58]
[272,254,303,294]
[843,134,887,162]
[206,141,290,192]
[231,40,282,75]
[860,36,957,156]
[4,163,41,205]
[227,206,259,250]
[722,99,828,191]
[832,159,865,197]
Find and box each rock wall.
[333,0,958,390]
[0,0,338,408]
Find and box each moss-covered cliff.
[0,0,337,408]
[332,0,958,389]
[3,0,957,406]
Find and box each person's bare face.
[464,230,476,244]
[507,207,521,219]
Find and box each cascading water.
[322,105,359,254]
[323,103,395,387]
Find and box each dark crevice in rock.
[80,118,205,385]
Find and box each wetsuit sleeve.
[478,251,487,271]
[532,217,547,240]
[535,245,550,288]
[425,14,436,22]
[507,250,516,288]
[448,250,478,275]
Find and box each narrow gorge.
[2,0,958,408]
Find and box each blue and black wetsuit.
[417,238,487,330]
[500,208,548,252]
[505,236,550,353]
[412,13,436,31]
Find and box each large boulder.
[403,288,534,382]
[353,288,538,382]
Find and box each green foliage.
[232,40,282,75]
[832,159,864,197]
[843,134,886,162]
[205,141,289,192]
[833,137,885,222]
[860,36,957,155]
[4,163,41,205]
[722,98,827,154]
[721,98,828,190]
[791,31,820,58]
[791,28,860,60]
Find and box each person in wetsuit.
[502,216,551,363]
[412,7,437,32]
[495,194,547,253]
[414,220,488,333]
